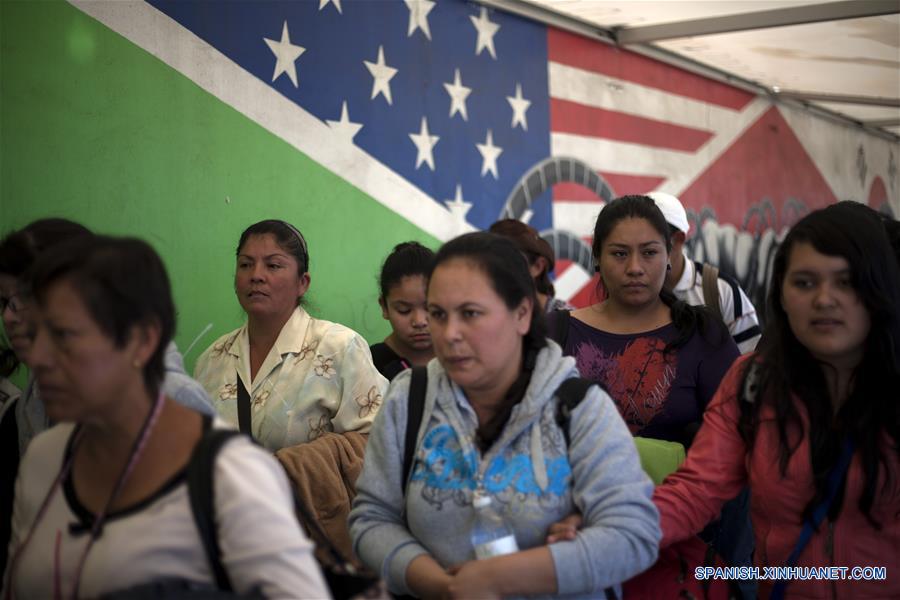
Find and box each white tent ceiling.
[481,0,900,139]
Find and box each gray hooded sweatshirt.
[349,341,660,598]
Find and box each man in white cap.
[647,191,761,353]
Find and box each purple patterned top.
[548,314,739,445]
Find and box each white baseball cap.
[647,191,689,234]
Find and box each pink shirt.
[654,355,900,598]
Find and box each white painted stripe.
[549,62,738,132]
[662,97,770,196]
[551,132,694,178]
[552,201,602,238]
[69,0,471,241]
[554,263,592,302]
[550,96,770,196]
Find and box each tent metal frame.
[477,0,900,141]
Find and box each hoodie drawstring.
[530,423,548,492]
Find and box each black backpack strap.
[402,367,428,495]
[549,309,571,349]
[555,377,594,446]
[187,417,243,591]
[236,371,252,435]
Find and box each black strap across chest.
[186,417,242,592]
[236,372,252,436]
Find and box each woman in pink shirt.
[653,202,900,598]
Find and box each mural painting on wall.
[74,0,898,312]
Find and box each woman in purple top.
[548,195,749,588]
[548,195,739,447]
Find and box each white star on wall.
[264,21,305,87]
[507,83,531,131]
[445,184,472,225]
[319,0,342,14]
[326,101,363,143]
[443,69,472,121]
[476,130,503,179]
[364,46,398,105]
[409,116,440,170]
[405,0,435,40]
[470,7,499,59]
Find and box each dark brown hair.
[0,218,92,375]
[237,219,309,275]
[31,235,175,397]
[741,201,900,529]
[489,219,556,296]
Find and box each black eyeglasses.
[0,293,25,314]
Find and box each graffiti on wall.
[683,200,797,319]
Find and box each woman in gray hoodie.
[349,232,660,599]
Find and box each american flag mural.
[62,0,900,314]
[136,0,555,235]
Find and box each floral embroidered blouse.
[194,306,388,452]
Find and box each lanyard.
[769,437,856,600]
[6,392,166,600]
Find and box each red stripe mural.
[550,98,714,151]
[547,29,755,110]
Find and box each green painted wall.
[0,0,439,373]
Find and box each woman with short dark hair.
[4,235,328,598]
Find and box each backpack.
[548,309,572,350]
[186,422,380,600]
[699,262,722,323]
[401,367,616,599]
[697,261,748,328]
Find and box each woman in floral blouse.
[194,220,387,452]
